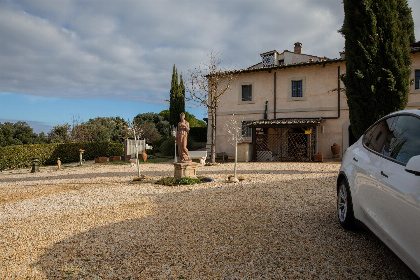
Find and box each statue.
[176,112,191,162]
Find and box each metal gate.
[255,127,316,162]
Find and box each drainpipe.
[264,101,268,119]
[320,65,341,156]
[274,72,277,119]
[323,66,341,119]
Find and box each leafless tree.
[186,51,238,163]
[224,114,244,180]
[128,119,144,178]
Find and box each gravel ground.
[0,162,417,279]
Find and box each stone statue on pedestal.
[176,112,191,163]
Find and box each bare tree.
[128,119,144,178]
[224,114,243,180]
[187,51,238,163]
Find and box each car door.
[354,117,394,224]
[371,114,420,265]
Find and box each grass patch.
[156,177,202,186]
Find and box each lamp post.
[172,126,177,163]
[79,149,85,166]
[134,131,140,177]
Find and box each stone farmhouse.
[207,42,420,162]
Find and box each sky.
[1,0,419,133]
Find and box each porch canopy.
[245,118,325,162]
[246,118,324,128]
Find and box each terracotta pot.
[95,157,108,163]
[141,150,147,162]
[331,143,340,156]
[314,153,324,162]
[109,156,121,162]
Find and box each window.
[241,121,252,138]
[279,59,285,65]
[241,84,252,102]
[289,77,306,100]
[364,114,420,164]
[292,80,303,97]
[415,70,420,90]
[262,54,275,67]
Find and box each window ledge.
[239,101,255,104]
[288,97,307,101]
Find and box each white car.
[337,109,420,277]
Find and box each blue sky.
[0,92,206,133]
[1,0,419,133]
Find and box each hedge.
[189,127,207,142]
[159,137,202,156]
[0,142,124,171]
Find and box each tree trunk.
[210,108,216,163]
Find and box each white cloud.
[0,0,417,106]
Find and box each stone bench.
[189,151,207,165]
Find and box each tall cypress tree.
[178,74,186,114]
[169,65,179,127]
[169,65,185,128]
[340,0,415,138]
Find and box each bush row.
[189,127,207,143]
[159,137,205,156]
[0,142,124,170]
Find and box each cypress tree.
[169,65,179,127]
[178,74,186,115]
[340,0,415,138]
[169,65,186,128]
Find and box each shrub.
[151,137,166,154]
[189,127,207,142]
[155,176,202,186]
[160,138,175,156]
[0,142,123,170]
[159,137,199,156]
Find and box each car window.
[364,117,396,154]
[382,115,420,164]
[364,114,420,164]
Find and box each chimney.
[294,42,302,54]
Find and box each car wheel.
[337,179,355,229]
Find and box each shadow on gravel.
[0,170,172,183]
[201,169,338,175]
[0,168,336,184]
[36,176,417,279]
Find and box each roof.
[225,58,345,76]
[246,118,325,128]
[260,50,279,56]
[211,42,420,77]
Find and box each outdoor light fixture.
[172,126,177,163]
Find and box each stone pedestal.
[173,162,199,180]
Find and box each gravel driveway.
[0,162,417,279]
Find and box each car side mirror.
[405,155,420,176]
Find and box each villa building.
[207,42,420,162]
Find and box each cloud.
[1,0,417,107]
